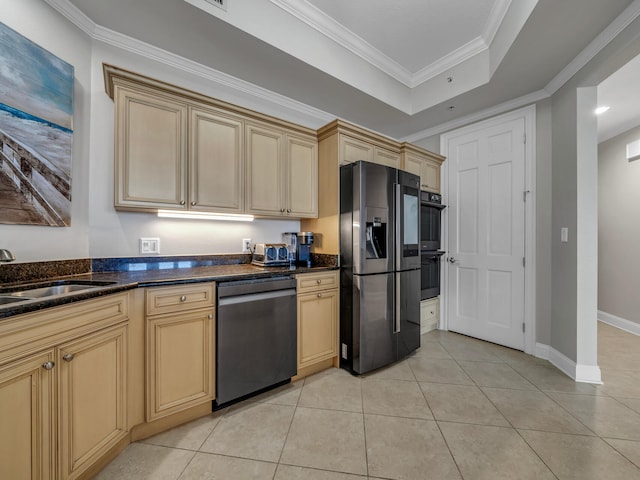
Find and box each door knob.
[448,257,456,263]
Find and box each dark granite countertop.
[0,262,339,319]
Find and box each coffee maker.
[296,232,314,267]
[282,232,315,267]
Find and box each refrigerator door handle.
[394,272,401,333]
[395,183,401,268]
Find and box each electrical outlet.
[242,238,252,253]
[140,237,160,254]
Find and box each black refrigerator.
[340,160,421,374]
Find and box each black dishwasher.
[216,276,297,407]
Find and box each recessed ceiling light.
[595,106,610,115]
[448,106,455,111]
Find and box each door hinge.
[523,190,530,202]
[523,322,526,333]
[522,257,526,267]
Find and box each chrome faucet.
[0,249,15,263]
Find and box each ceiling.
[49,0,639,141]
[597,52,640,143]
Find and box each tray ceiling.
[48,0,639,139]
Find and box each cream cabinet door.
[298,289,338,369]
[286,134,318,218]
[246,123,285,215]
[402,153,423,178]
[340,134,374,165]
[374,147,401,169]
[115,87,188,209]
[146,309,215,421]
[189,107,244,212]
[58,325,128,480]
[0,351,55,480]
[421,158,441,193]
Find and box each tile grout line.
[437,335,563,479]
[272,377,305,479]
[409,342,466,480]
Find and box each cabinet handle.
[280,208,285,213]
[208,314,213,319]
[42,361,55,370]
[287,209,291,213]
[316,279,322,284]
[191,201,196,206]
[180,200,185,205]
[317,293,323,298]
[180,295,187,302]
[62,353,74,362]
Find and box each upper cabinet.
[115,87,188,210]
[400,143,445,193]
[189,106,244,213]
[104,64,317,218]
[245,122,318,218]
[338,132,401,168]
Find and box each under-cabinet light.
[157,210,254,222]
[595,106,610,115]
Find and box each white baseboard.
[598,310,640,336]
[535,343,550,360]
[536,343,602,384]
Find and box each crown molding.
[93,26,334,123]
[269,0,413,86]
[270,0,507,89]
[544,0,640,95]
[43,0,96,36]
[412,37,488,87]
[44,0,334,126]
[404,89,549,142]
[483,0,513,45]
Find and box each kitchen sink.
[0,296,25,305]
[0,280,117,303]
[8,284,103,298]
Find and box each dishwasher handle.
[218,288,296,306]
[217,277,296,298]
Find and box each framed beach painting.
[0,21,73,226]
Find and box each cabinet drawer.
[0,293,129,367]
[146,283,215,316]
[296,271,339,294]
[420,297,439,333]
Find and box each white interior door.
[445,115,526,350]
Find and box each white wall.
[0,0,92,262]
[598,124,640,325]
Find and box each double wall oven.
[420,191,445,300]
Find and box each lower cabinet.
[145,283,216,421]
[420,297,440,334]
[58,324,128,480]
[0,294,130,480]
[296,271,339,374]
[0,350,55,480]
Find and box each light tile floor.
[96,322,640,479]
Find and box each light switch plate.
[561,228,568,243]
[140,237,160,254]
